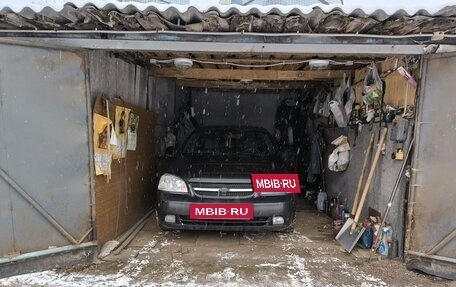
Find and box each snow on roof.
[2,0,455,17]
[1,1,456,34]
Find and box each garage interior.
[144,51,416,256]
[1,2,455,282]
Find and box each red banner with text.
[251,174,301,193]
[190,203,254,220]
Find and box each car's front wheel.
[281,211,296,233]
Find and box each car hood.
[161,154,278,180]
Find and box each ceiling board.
[150,67,352,81]
[176,79,317,90]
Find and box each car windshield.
[182,129,274,156]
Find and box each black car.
[156,126,297,232]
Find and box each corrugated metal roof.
[1,2,456,34]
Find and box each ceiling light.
[309,59,330,70]
[174,58,193,70]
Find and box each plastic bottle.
[386,226,393,243]
[378,227,389,256]
[332,203,340,220]
[317,192,327,212]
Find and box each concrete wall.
[324,123,413,257]
[190,89,297,134]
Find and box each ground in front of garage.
[0,200,452,287]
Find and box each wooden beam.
[175,79,323,90]
[151,67,351,81]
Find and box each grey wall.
[0,44,92,256]
[149,77,178,129]
[148,77,191,155]
[87,51,148,109]
[191,89,297,134]
[324,124,412,257]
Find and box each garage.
[0,1,455,285]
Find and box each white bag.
[328,136,350,172]
[330,77,354,128]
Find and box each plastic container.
[317,192,327,212]
[332,203,340,220]
[388,239,398,259]
[378,227,390,256]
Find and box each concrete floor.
[0,199,453,287]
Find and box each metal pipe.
[0,242,96,265]
[0,168,78,245]
[372,138,414,250]
[406,251,456,264]
[0,30,455,39]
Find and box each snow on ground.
[0,248,388,287]
[0,215,438,287]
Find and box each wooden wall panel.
[383,71,417,108]
[93,96,157,244]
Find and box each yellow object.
[93,113,114,176]
[395,148,404,161]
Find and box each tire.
[281,211,296,233]
[158,220,172,231]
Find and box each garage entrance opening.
[1,1,455,282]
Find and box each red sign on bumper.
[189,203,254,220]
[251,174,301,193]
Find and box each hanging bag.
[363,63,383,105]
[330,76,354,128]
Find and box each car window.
[182,129,274,156]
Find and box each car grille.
[189,182,254,198]
[178,216,270,226]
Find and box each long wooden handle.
[351,128,388,231]
[351,132,375,216]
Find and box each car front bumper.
[157,193,296,232]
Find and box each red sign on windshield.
[251,174,301,193]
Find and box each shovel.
[336,128,388,252]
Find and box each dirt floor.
[0,199,453,287]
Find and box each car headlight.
[158,173,188,194]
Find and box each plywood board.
[93,96,158,243]
[383,71,417,108]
